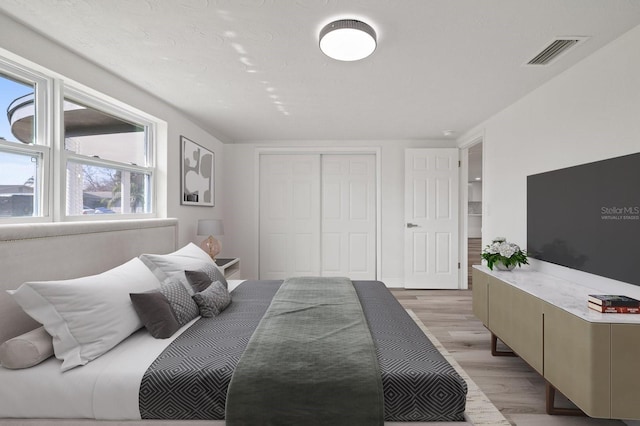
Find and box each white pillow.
[140,243,223,294]
[8,258,161,372]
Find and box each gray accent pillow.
[211,264,228,289]
[185,266,228,292]
[186,269,211,292]
[160,278,200,326]
[131,278,200,339]
[0,326,54,369]
[130,291,181,339]
[192,281,232,318]
[201,263,228,289]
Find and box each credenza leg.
[545,382,586,416]
[490,333,517,357]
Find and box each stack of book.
[588,294,640,313]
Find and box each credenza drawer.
[487,278,543,374]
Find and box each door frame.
[254,147,382,280]
[458,132,485,289]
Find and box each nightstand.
[215,258,240,279]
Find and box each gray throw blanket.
[225,276,384,426]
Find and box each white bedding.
[0,280,245,420]
[0,319,194,419]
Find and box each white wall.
[460,23,640,287]
[224,139,453,283]
[0,13,224,248]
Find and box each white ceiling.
[2,0,640,143]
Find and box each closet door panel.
[321,155,376,280]
[259,155,321,279]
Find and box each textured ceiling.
[2,0,640,143]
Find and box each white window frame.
[0,139,50,221]
[61,86,156,220]
[0,57,51,223]
[0,54,159,223]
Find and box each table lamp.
[197,219,224,260]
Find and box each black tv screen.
[527,153,640,286]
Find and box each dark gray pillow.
[185,269,213,293]
[192,281,231,318]
[211,265,228,289]
[130,291,181,339]
[130,278,200,338]
[160,278,199,326]
[185,266,228,291]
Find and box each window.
[63,94,153,216]
[0,74,34,145]
[0,149,43,217]
[0,64,48,218]
[65,162,151,215]
[0,55,157,222]
[63,99,146,164]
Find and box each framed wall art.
[181,136,214,206]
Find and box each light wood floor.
[392,289,625,426]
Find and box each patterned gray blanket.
[139,280,467,421]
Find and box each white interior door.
[321,154,376,280]
[404,148,459,289]
[259,154,321,279]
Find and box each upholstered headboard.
[0,218,178,344]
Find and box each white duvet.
[0,280,245,420]
[0,318,196,419]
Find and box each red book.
[588,302,640,313]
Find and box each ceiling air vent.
[525,37,588,66]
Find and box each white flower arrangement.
[481,237,528,270]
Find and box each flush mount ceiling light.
[319,19,377,61]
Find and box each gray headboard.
[0,218,178,344]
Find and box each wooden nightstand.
[215,258,240,279]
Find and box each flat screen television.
[527,152,640,286]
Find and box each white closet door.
[259,154,321,279]
[321,155,376,280]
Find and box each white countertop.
[474,265,640,324]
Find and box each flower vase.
[495,262,516,271]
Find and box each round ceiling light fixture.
[319,19,377,61]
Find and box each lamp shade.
[197,219,224,236]
[319,19,377,61]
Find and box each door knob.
[406,223,419,228]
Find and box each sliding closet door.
[321,155,376,280]
[259,154,321,279]
[259,153,377,280]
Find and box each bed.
[0,219,468,425]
